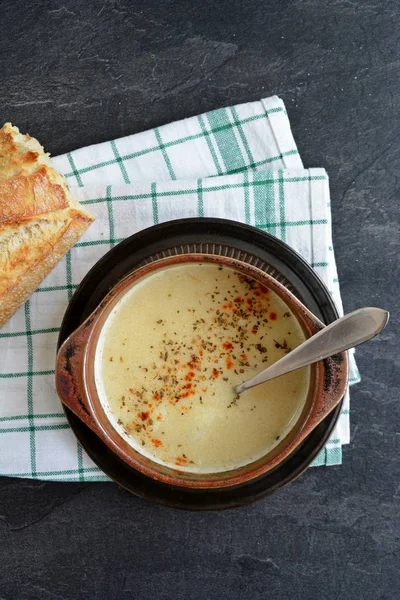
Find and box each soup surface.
[95,263,310,473]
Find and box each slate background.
[0,0,399,598]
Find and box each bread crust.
[0,165,70,225]
[0,123,94,328]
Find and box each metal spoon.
[235,307,389,395]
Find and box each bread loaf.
[0,123,94,328]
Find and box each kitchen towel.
[0,96,360,480]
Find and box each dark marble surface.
[1,0,399,598]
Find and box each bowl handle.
[298,351,349,445]
[55,319,102,436]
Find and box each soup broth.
[95,263,310,473]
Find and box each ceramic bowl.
[56,252,348,490]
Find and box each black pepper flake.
[274,339,291,354]
[255,343,268,354]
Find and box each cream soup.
[95,263,310,473]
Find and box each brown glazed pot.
[56,254,348,489]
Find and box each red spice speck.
[235,296,243,303]
[251,326,258,334]
[259,285,269,294]
[156,414,163,421]
[212,368,220,378]
[226,358,234,370]
[188,357,198,369]
[175,456,188,465]
[138,411,150,421]
[223,342,233,350]
[270,312,277,320]
[246,298,253,305]
[151,438,162,448]
[240,353,248,362]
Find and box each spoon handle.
[236,307,389,394]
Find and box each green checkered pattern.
[0,96,360,480]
